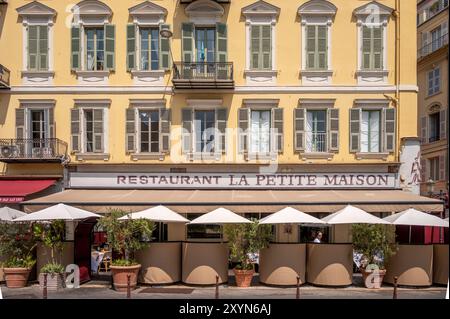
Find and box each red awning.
[0,179,56,203]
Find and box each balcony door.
[29,109,48,152]
[195,27,216,78]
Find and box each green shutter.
[261,25,271,70]
[216,108,227,153]
[93,109,104,153]
[216,23,227,79]
[182,109,193,156]
[362,26,371,70]
[104,24,115,70]
[372,26,383,70]
[383,108,395,153]
[71,26,81,70]
[38,26,48,71]
[126,24,136,71]
[159,24,171,70]
[272,108,283,153]
[250,25,261,70]
[238,108,250,154]
[306,25,315,69]
[328,109,339,152]
[28,25,38,71]
[15,108,26,139]
[349,108,361,153]
[70,108,80,152]
[182,23,194,79]
[294,108,305,151]
[317,25,327,70]
[125,108,136,153]
[160,108,171,154]
[48,108,55,139]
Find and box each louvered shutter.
[350,108,361,152]
[182,23,194,78]
[182,109,193,156]
[328,108,339,152]
[104,24,115,70]
[317,25,327,70]
[216,23,227,79]
[71,25,81,70]
[126,24,136,71]
[420,157,426,182]
[421,116,428,144]
[306,25,316,69]
[238,108,250,154]
[439,155,445,181]
[272,108,283,153]
[125,108,136,153]
[28,25,38,71]
[39,25,48,71]
[294,108,305,152]
[160,24,171,70]
[262,25,272,70]
[362,26,371,70]
[216,108,227,154]
[440,109,446,140]
[384,108,396,152]
[15,109,26,139]
[93,109,104,153]
[70,109,80,152]
[48,108,55,139]
[160,108,171,154]
[250,25,261,70]
[372,26,383,70]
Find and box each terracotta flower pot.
[110,264,141,292]
[3,268,31,288]
[361,268,386,289]
[234,268,254,288]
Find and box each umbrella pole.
[408,225,411,244]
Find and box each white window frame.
[136,107,161,154]
[429,157,440,181]
[19,99,55,140]
[427,67,441,96]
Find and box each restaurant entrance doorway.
[74,218,97,283]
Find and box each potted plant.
[99,209,154,292]
[33,220,66,291]
[224,220,272,287]
[352,224,397,289]
[0,223,37,288]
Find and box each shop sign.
[0,197,24,203]
[70,173,398,189]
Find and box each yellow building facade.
[1,0,443,244]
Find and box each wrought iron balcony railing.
[418,33,448,59]
[0,138,68,163]
[172,62,234,89]
[306,132,327,153]
[0,64,10,88]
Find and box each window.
[186,214,222,240]
[429,112,441,143]
[194,110,216,153]
[305,25,327,70]
[84,110,94,153]
[306,110,327,153]
[429,157,440,181]
[428,68,440,96]
[250,110,271,154]
[30,110,46,148]
[361,110,381,153]
[85,28,105,71]
[250,25,272,70]
[362,25,383,70]
[70,107,105,154]
[27,25,48,71]
[196,27,215,63]
[431,26,442,51]
[140,28,159,71]
[139,110,159,153]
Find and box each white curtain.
[361,111,380,153]
[87,52,95,71]
[306,111,313,152]
[251,111,271,154]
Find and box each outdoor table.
[433,244,448,285]
[384,244,433,286]
[136,242,182,284]
[259,243,306,286]
[182,241,228,285]
[36,242,74,277]
[306,243,353,286]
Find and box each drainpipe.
[394,0,400,163]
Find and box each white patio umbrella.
[14,203,101,222]
[383,208,449,243]
[0,206,26,222]
[189,207,252,224]
[117,205,189,223]
[259,207,326,225]
[321,205,391,225]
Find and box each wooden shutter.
[272,108,283,153]
[71,25,81,70]
[262,25,272,70]
[439,155,445,181]
[48,108,55,139]
[372,26,383,70]
[216,108,227,153]
[362,26,371,70]
[160,108,171,154]
[93,109,104,153]
[15,108,26,139]
[250,25,261,70]
[159,24,171,70]
[126,24,136,71]
[216,23,227,79]
[420,116,428,144]
[384,108,396,152]
[182,23,194,62]
[306,25,315,69]
[70,108,80,152]
[420,157,426,182]
[349,108,361,152]
[182,109,193,156]
[317,25,327,70]
[238,108,250,154]
[39,26,48,71]
[104,24,115,70]
[294,108,305,152]
[328,108,339,152]
[28,25,38,71]
[125,108,136,153]
[440,109,446,140]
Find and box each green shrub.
[40,263,65,275]
[33,220,65,264]
[0,222,37,269]
[111,259,139,267]
[2,256,36,269]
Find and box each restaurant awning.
[22,189,444,214]
[0,179,56,204]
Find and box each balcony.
[0,64,10,89]
[0,138,68,163]
[418,33,448,59]
[172,62,234,90]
